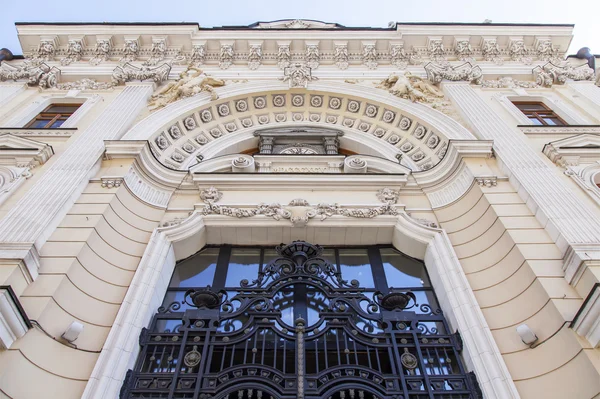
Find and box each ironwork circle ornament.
[122,241,483,399]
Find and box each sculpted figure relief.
[378,72,444,102]
[148,66,225,110]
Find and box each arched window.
[121,242,482,399]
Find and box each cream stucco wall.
[0,20,599,399]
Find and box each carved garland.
[198,187,399,227]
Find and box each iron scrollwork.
[122,241,482,399]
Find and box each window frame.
[511,101,568,126]
[24,103,81,129]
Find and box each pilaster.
[0,83,154,278]
[0,83,26,110]
[443,82,600,288]
[567,81,600,119]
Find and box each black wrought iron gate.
[121,242,482,399]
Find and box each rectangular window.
[25,104,81,128]
[512,101,567,126]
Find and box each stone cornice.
[519,125,600,135]
[543,133,600,166]
[13,22,572,70]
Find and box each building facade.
[0,19,599,399]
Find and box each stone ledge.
[0,127,77,138]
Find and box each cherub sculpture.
[148,67,225,110]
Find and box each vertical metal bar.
[368,247,389,294]
[335,328,342,367]
[167,329,188,399]
[213,246,232,289]
[193,330,212,399]
[296,318,306,399]
[315,337,320,373]
[261,329,267,365]
[323,331,329,369]
[283,337,287,374]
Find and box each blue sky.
[2,0,599,56]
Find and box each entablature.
[12,21,574,72]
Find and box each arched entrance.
[121,242,480,399]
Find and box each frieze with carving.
[362,44,378,69]
[0,60,59,88]
[147,67,225,110]
[190,44,206,66]
[334,44,349,70]
[219,44,234,69]
[60,39,84,66]
[390,44,409,69]
[120,39,139,64]
[424,62,482,84]
[34,39,56,62]
[541,62,595,84]
[281,63,317,88]
[454,40,474,62]
[56,78,115,90]
[305,44,320,69]
[90,39,111,65]
[277,44,291,69]
[111,62,171,85]
[481,38,502,64]
[144,38,168,66]
[247,44,262,70]
[199,187,399,227]
[482,77,540,89]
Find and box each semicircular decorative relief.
[148,91,450,172]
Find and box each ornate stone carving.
[100,177,124,189]
[508,38,532,64]
[56,78,115,90]
[219,44,234,69]
[334,44,349,70]
[190,44,206,66]
[199,187,398,227]
[541,62,595,84]
[120,39,139,64]
[481,38,502,64]
[247,44,262,70]
[305,44,320,69]
[475,176,498,187]
[532,67,554,88]
[199,186,223,202]
[390,44,408,69]
[428,39,446,63]
[0,60,59,88]
[145,38,167,66]
[362,44,378,69]
[481,77,539,89]
[112,63,171,85]
[378,72,444,102]
[424,62,482,84]
[277,44,291,69]
[454,40,473,62]
[535,39,558,62]
[376,187,399,203]
[35,39,56,62]
[90,39,111,65]
[60,39,84,66]
[281,63,317,88]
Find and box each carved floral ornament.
[198,187,400,227]
[146,91,449,171]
